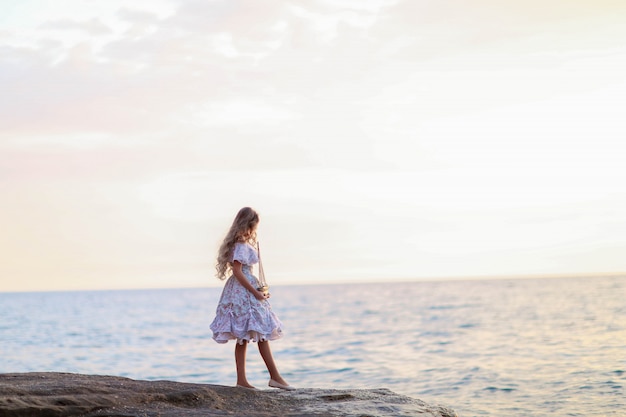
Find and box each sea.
[1,275,624,417]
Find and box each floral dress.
[210,242,283,344]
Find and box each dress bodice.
[231,242,259,266]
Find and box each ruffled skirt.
[210,268,283,345]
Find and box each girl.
[210,207,293,390]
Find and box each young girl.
[210,207,293,390]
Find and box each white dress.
[210,242,283,344]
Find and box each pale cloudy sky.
[1,0,626,292]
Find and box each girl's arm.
[232,261,268,300]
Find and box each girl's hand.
[254,290,270,300]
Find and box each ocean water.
[1,276,624,416]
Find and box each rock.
[0,373,457,417]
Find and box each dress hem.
[212,330,283,345]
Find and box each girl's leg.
[235,341,254,388]
[258,341,289,385]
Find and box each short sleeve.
[231,243,259,265]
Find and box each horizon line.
[1,271,624,295]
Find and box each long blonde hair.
[215,207,259,280]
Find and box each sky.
[1,0,626,292]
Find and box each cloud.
[0,47,174,137]
[116,7,162,25]
[2,0,625,158]
[40,17,112,35]
[178,99,299,128]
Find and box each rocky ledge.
[0,373,457,417]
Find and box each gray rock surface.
[0,373,457,417]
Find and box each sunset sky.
[1,0,625,292]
